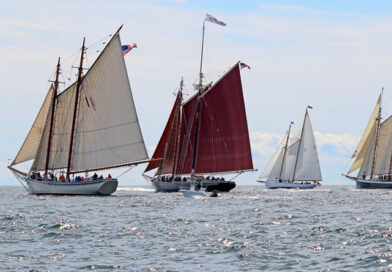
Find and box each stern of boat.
[98,179,118,195]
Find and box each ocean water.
[1,185,392,271]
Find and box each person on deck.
[92,173,98,180]
[59,173,65,181]
[108,174,112,179]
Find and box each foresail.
[293,112,322,181]
[348,122,376,174]
[358,124,377,178]
[280,139,299,180]
[144,92,181,173]
[12,87,54,166]
[69,33,148,173]
[351,94,381,159]
[31,83,77,171]
[258,132,287,181]
[373,116,392,175]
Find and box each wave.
[117,186,154,192]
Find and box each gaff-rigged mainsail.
[177,63,253,175]
[146,62,254,176]
[11,27,148,175]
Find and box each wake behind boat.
[8,26,149,195]
[257,106,322,189]
[345,89,392,189]
[144,14,255,195]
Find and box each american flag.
[205,14,226,26]
[307,105,313,109]
[122,43,137,56]
[240,62,251,70]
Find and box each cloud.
[251,131,358,158]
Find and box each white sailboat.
[345,89,392,188]
[258,107,322,189]
[8,26,149,195]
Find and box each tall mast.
[371,88,383,179]
[44,57,61,176]
[190,20,206,179]
[292,108,308,182]
[278,122,293,181]
[66,38,86,179]
[172,78,183,176]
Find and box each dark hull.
[356,179,392,189]
[203,181,236,192]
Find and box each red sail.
[177,62,253,174]
[144,93,181,173]
[176,95,198,174]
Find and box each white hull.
[265,182,317,189]
[24,177,118,195]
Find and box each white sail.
[12,87,54,166]
[258,131,287,182]
[280,139,299,180]
[31,83,77,171]
[293,112,322,181]
[69,33,148,173]
[373,116,392,175]
[350,94,381,160]
[358,124,377,178]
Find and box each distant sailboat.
[258,107,322,189]
[8,26,149,195]
[144,15,254,195]
[345,89,392,189]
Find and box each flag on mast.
[240,62,251,70]
[205,14,226,26]
[307,105,313,109]
[122,43,137,55]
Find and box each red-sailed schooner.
[144,15,255,194]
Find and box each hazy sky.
[2,0,392,186]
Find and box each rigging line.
[86,34,112,51]
[228,171,244,181]
[115,165,136,179]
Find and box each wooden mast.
[278,122,293,181]
[292,108,308,182]
[371,88,383,179]
[66,38,85,180]
[172,78,183,176]
[44,57,61,176]
[190,20,205,179]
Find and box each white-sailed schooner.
[344,89,392,188]
[258,107,322,189]
[8,26,149,195]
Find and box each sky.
[2,0,392,187]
